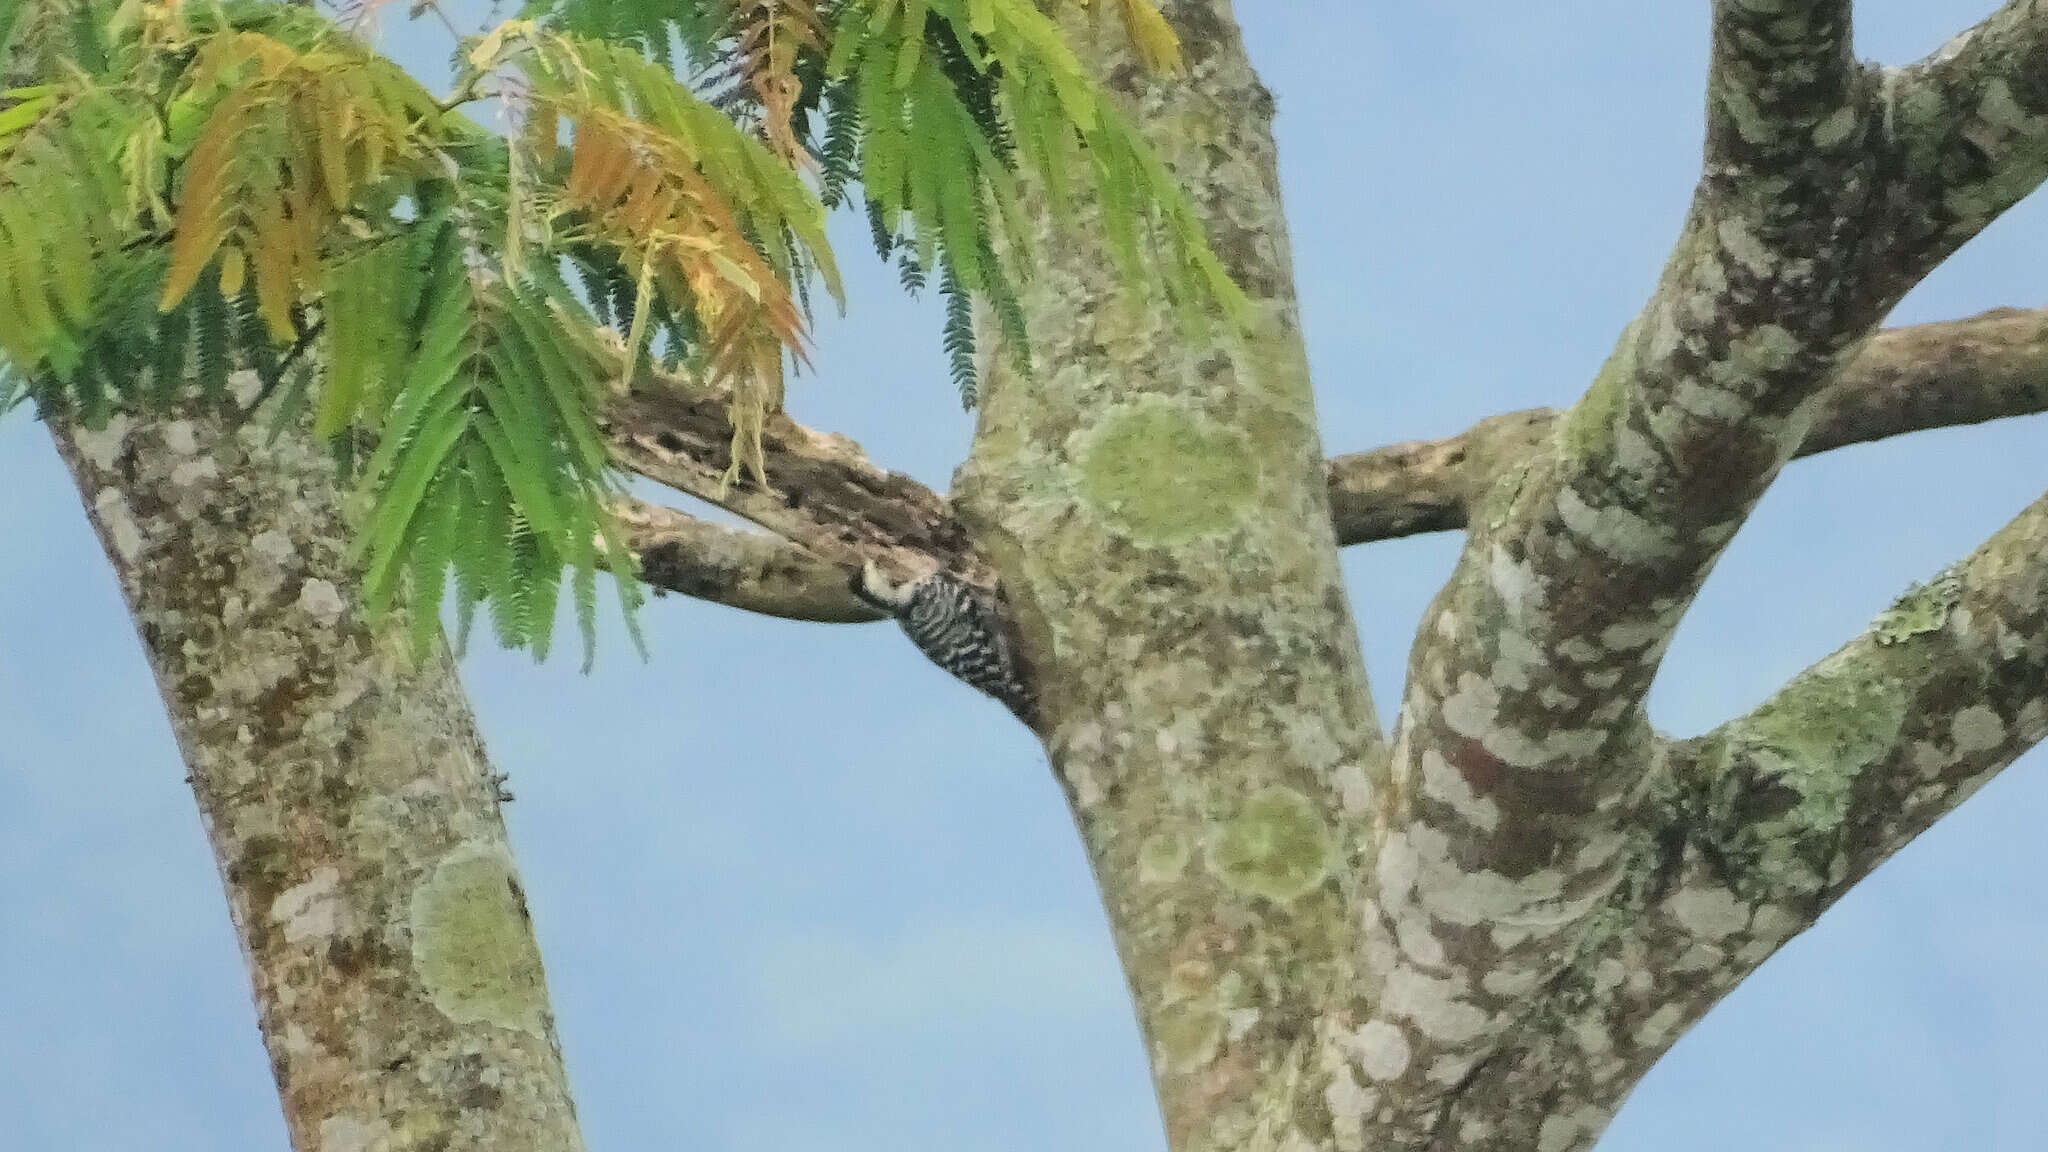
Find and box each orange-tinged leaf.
[618,168,666,234]
[161,91,257,310]
[565,126,630,207]
[253,201,300,343]
[706,249,764,303]
[726,1,825,165]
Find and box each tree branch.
[1698,491,2048,918]
[606,295,2048,631]
[611,498,884,623]
[1704,0,1859,175]
[1328,306,2048,546]
[602,374,984,588]
[1877,2,2048,287]
[1428,485,2048,1146]
[1354,3,1884,1126]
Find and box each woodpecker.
[852,561,1036,723]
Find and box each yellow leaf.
[1115,0,1182,74]
[218,244,247,296]
[314,77,356,211]
[468,20,535,73]
[0,92,54,141]
[707,250,764,302]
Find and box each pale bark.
[953,5,1385,1149]
[888,2,2043,1149]
[1327,306,2048,546]
[1435,490,2048,1147]
[1878,1,2048,285]
[614,498,883,622]
[47,380,586,1152]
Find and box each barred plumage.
[853,562,1036,722]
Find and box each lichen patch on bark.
[1206,787,1334,903]
[410,842,551,1037]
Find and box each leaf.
[216,243,247,297]
[1112,0,1181,74]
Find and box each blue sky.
[5,5,2048,1150]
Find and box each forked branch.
[1357,0,1883,1128]
[1436,485,2048,1140]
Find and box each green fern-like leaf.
[938,257,976,408]
[191,278,233,410]
[0,83,134,377]
[816,79,862,208]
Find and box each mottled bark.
[47,380,586,1152]
[1338,1,2048,1144]
[952,5,1384,1150]
[1327,306,2048,546]
[914,2,2044,1150]
[614,497,883,622]
[1878,0,2048,285]
[616,299,2048,618]
[1436,490,2048,1148]
[598,3,2048,1135]
[605,381,980,587]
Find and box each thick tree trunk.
[956,5,1387,1149]
[47,376,586,1152]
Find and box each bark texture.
[1327,306,2048,546]
[954,5,1386,1149]
[932,3,2048,1150]
[580,3,2048,1148]
[606,381,981,587]
[614,497,883,623]
[47,378,586,1152]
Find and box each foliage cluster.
[0,0,1245,661]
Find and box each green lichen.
[1139,830,1192,884]
[1944,162,2048,228]
[1560,319,1639,464]
[1079,398,1258,543]
[1884,77,1948,169]
[1873,569,1963,646]
[1724,324,1800,374]
[1738,662,1909,838]
[1206,787,1332,903]
[1153,1001,1226,1073]
[1978,79,2032,132]
[410,843,549,1036]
